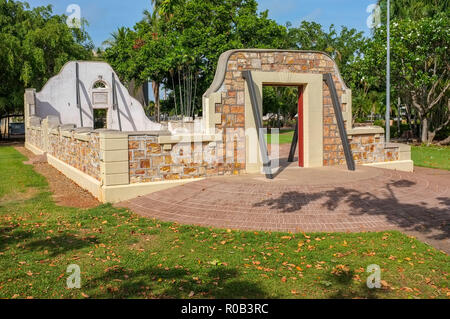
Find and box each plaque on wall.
[92,92,108,105]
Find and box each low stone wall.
[26,127,44,151]
[26,126,101,181]
[24,120,225,202]
[324,130,399,166]
[48,131,100,180]
[350,134,398,164]
[128,135,219,183]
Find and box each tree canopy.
[0,0,93,117]
[2,0,448,143]
[357,13,449,143]
[104,0,291,119]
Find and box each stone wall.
[350,134,398,165]
[210,50,398,167]
[48,131,101,180]
[26,126,101,181]
[26,127,44,151]
[128,135,218,183]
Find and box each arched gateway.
[202,49,412,174]
[25,50,413,203]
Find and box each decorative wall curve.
[33,61,161,131]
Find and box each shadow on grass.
[0,225,34,251]
[84,265,267,299]
[254,179,450,241]
[325,271,380,299]
[24,234,98,256]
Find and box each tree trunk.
[421,116,428,143]
[152,81,160,123]
[405,105,412,140]
[412,113,418,139]
[427,130,436,144]
[396,97,401,138]
[438,135,450,145]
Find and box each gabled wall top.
[31,61,161,132]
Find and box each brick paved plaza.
[119,161,450,253]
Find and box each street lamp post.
[385,0,391,143]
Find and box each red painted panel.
[298,86,304,167]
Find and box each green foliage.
[0,0,93,117]
[356,13,449,142]
[104,0,291,117]
[101,27,137,83]
[286,21,365,83]
[262,86,298,120]
[377,0,449,22]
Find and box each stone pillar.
[24,89,36,129]
[41,117,49,152]
[99,132,130,187]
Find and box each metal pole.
[323,73,356,171]
[242,70,273,179]
[288,117,298,163]
[76,63,83,127]
[112,73,122,131]
[385,0,391,143]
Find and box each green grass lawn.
[412,145,450,171]
[265,129,294,144]
[0,146,449,299]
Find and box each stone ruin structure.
[25,49,413,203]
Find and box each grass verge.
[411,145,450,171]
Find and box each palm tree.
[142,0,184,121]
[102,27,129,48]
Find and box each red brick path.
[118,166,450,253]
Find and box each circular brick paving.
[119,166,450,252]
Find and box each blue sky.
[30,0,377,48]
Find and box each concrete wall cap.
[60,124,76,130]
[74,127,94,133]
[385,142,411,152]
[126,130,171,136]
[347,126,385,135]
[29,116,41,126]
[99,130,171,139]
[158,133,222,144]
[74,133,91,141]
[61,130,73,137]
